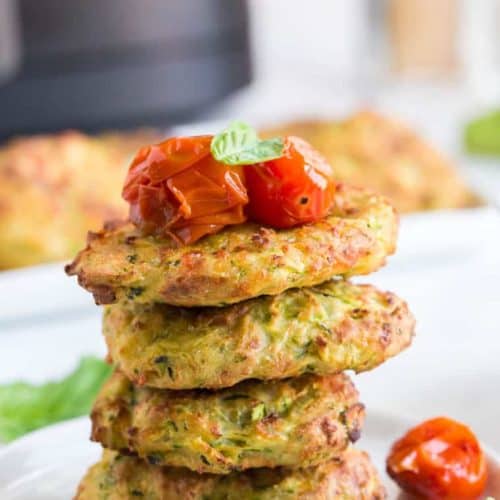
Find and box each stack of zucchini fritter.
[67,183,415,499]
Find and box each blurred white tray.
[0,206,497,324]
[391,205,499,271]
[0,262,94,325]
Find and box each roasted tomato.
[122,130,338,244]
[387,417,487,500]
[244,136,336,228]
[122,136,248,244]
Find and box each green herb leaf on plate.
[0,356,112,442]
[211,121,284,165]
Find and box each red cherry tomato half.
[387,417,487,500]
[244,136,336,228]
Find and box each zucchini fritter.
[0,130,159,269]
[104,280,415,390]
[91,371,364,474]
[262,111,481,213]
[66,184,398,306]
[75,448,386,500]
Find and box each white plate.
[0,411,499,500]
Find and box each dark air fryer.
[0,0,251,138]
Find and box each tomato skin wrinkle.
[245,136,336,229]
[122,135,248,245]
[122,133,337,244]
[386,417,488,500]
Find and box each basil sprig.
[0,357,112,442]
[210,121,284,165]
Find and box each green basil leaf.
[0,356,112,442]
[211,121,284,165]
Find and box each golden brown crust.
[0,129,159,269]
[66,184,398,306]
[103,280,415,389]
[75,448,386,500]
[91,371,364,474]
[262,111,481,213]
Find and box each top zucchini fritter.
[66,184,397,306]
[75,448,386,500]
[0,130,159,269]
[262,111,481,213]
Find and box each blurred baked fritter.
[262,111,480,213]
[0,130,159,269]
[104,280,415,390]
[75,448,386,500]
[66,184,398,306]
[91,371,364,474]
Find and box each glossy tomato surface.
[387,417,487,500]
[122,135,248,244]
[244,136,336,228]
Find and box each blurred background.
[1,0,500,133]
[1,0,500,203]
[0,0,500,454]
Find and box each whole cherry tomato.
[122,135,248,244]
[387,417,487,500]
[244,136,336,228]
